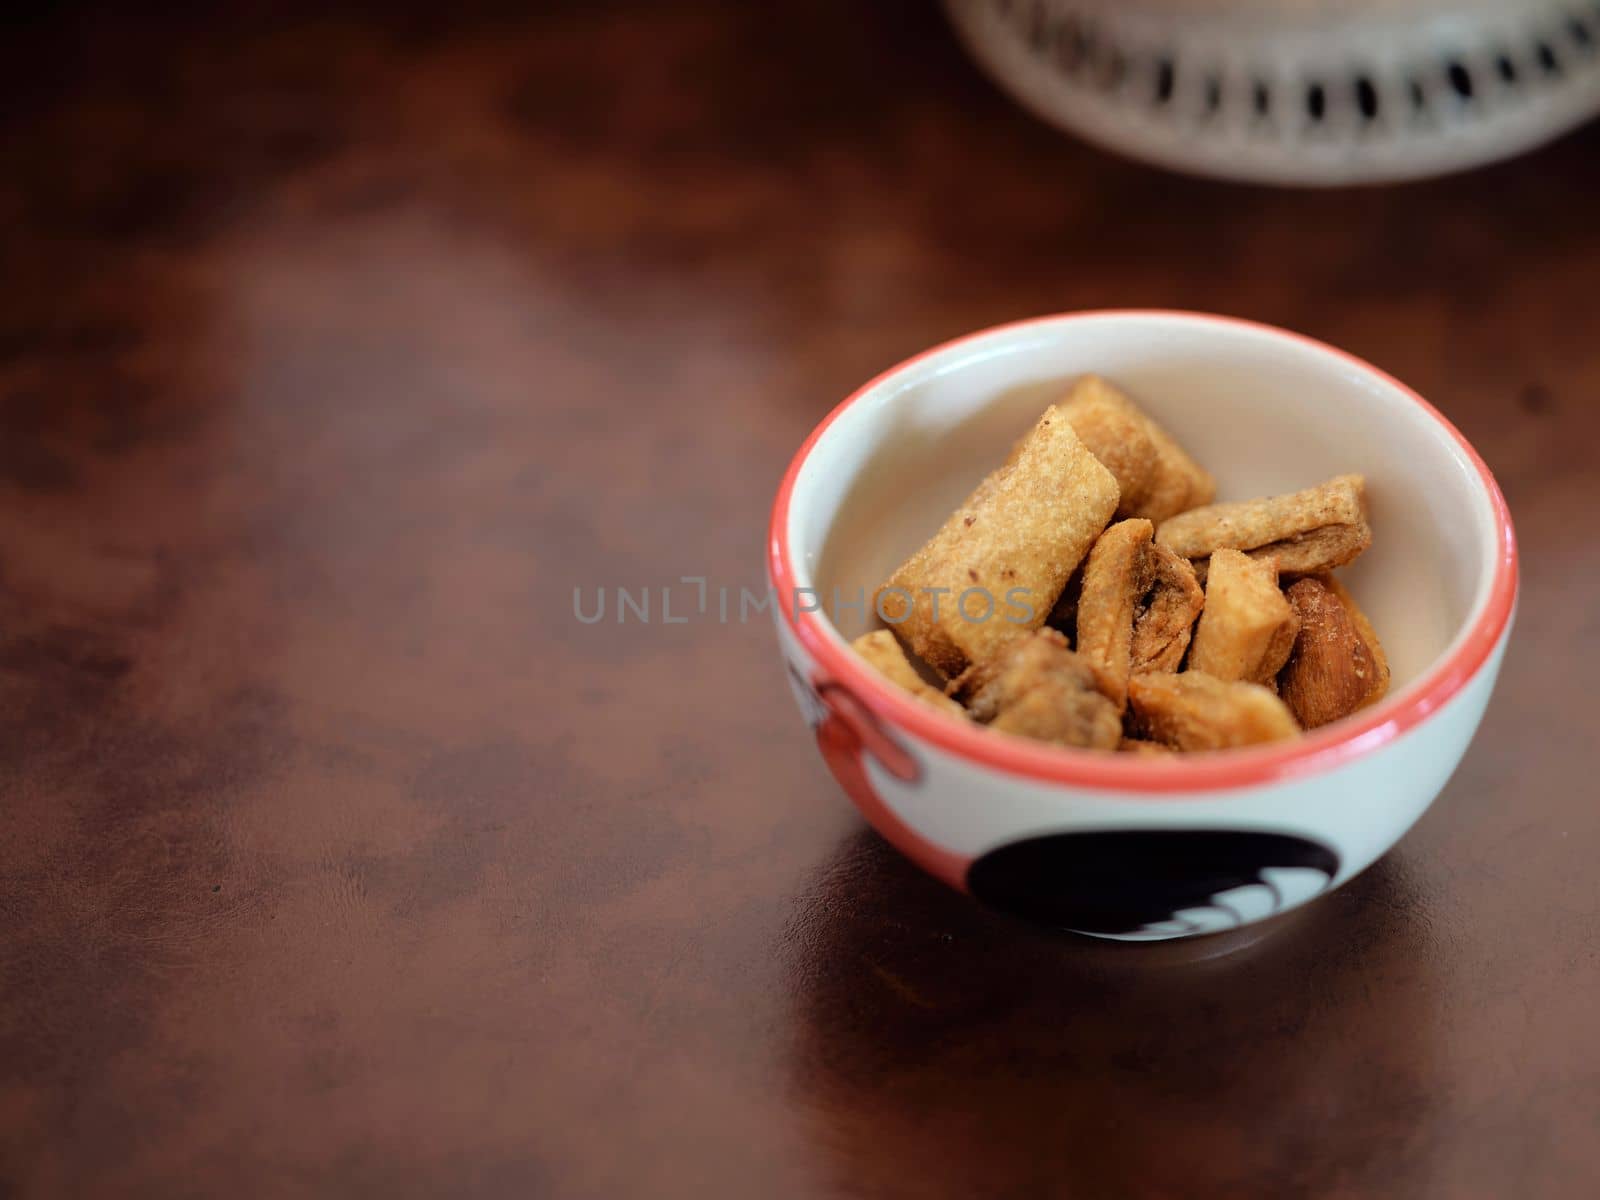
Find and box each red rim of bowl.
[767,310,1519,794]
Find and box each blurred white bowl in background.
[945,0,1600,184]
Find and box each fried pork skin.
[1278,577,1390,729]
[1157,474,1371,578]
[876,407,1119,678]
[1073,518,1155,710]
[1188,549,1300,685]
[1060,375,1214,522]
[1128,671,1300,751]
[961,629,1121,750]
[1129,544,1205,675]
[851,630,968,719]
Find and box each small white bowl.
[768,311,1516,941]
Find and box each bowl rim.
[767,310,1518,794]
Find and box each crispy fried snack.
[1074,518,1155,709]
[1118,737,1175,756]
[1188,549,1300,685]
[1045,562,1084,643]
[851,631,968,718]
[1156,474,1371,577]
[1128,671,1300,751]
[1059,377,1157,515]
[1320,573,1391,700]
[876,406,1119,677]
[1138,419,1216,524]
[1129,544,1205,674]
[1060,376,1215,522]
[961,629,1121,750]
[1278,577,1390,729]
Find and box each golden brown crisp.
[1118,736,1175,756]
[1074,518,1155,710]
[1060,375,1214,522]
[1319,573,1391,701]
[876,406,1119,677]
[1045,563,1084,642]
[961,629,1121,750]
[1059,376,1158,515]
[1156,474,1371,577]
[1137,418,1217,523]
[1129,544,1205,674]
[1188,549,1300,685]
[1128,671,1300,751]
[1278,577,1389,729]
[851,630,968,719]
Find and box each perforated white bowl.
[945,0,1600,184]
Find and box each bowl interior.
[794,313,1499,702]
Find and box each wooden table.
[3,3,1596,1196]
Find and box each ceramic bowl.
[768,311,1516,940]
[944,0,1600,185]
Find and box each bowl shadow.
[781,827,1446,1197]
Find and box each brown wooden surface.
[2,3,1598,1196]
